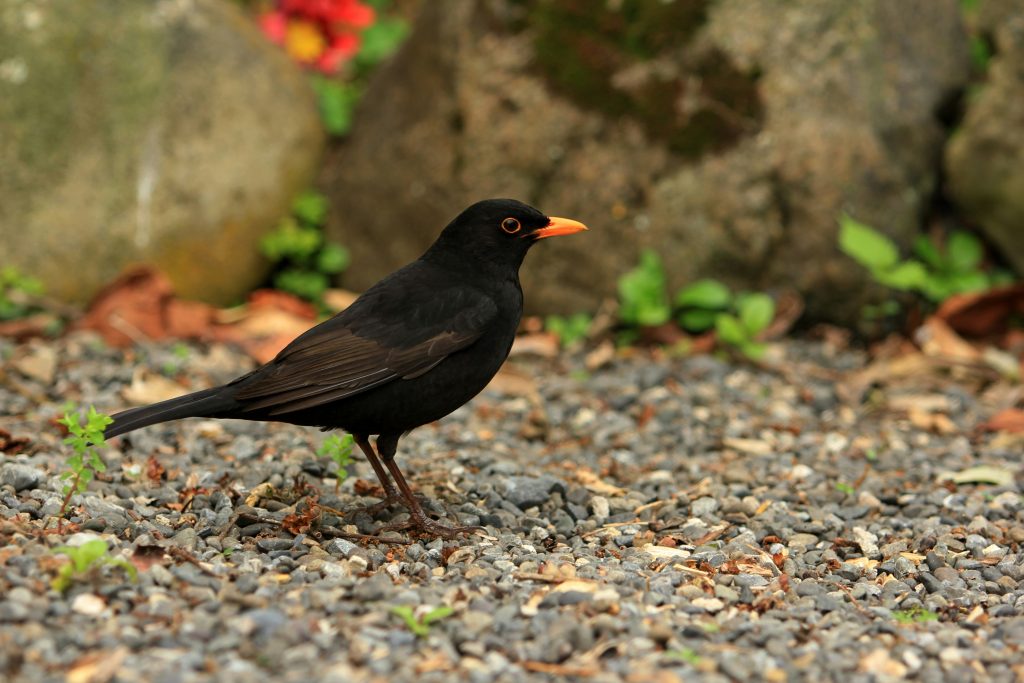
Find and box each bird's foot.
[380,513,482,540]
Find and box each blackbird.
[105,198,587,536]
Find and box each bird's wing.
[230,281,497,416]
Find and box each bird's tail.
[105,387,237,439]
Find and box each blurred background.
[1,0,1022,356]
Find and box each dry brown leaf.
[574,467,626,496]
[76,267,180,346]
[11,345,57,384]
[486,366,541,402]
[584,340,615,370]
[887,394,952,413]
[122,369,189,405]
[907,407,957,435]
[935,283,1024,338]
[510,332,560,358]
[722,437,774,455]
[322,288,359,313]
[66,647,128,683]
[978,408,1024,434]
[915,316,981,362]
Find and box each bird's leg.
[353,434,401,502]
[375,433,480,539]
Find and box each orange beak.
[530,216,588,240]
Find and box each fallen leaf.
[935,283,1024,338]
[937,466,1015,487]
[915,316,981,362]
[722,437,774,455]
[66,647,128,683]
[979,408,1024,434]
[584,340,615,370]
[76,267,183,346]
[322,288,359,313]
[907,407,957,435]
[641,545,692,560]
[122,369,189,405]
[11,345,57,384]
[510,333,559,358]
[486,366,540,403]
[574,467,626,496]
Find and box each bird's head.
[426,198,588,271]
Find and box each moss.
[525,0,763,159]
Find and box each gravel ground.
[1,331,1023,683]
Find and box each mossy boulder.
[0,0,324,305]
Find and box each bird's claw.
[380,515,483,539]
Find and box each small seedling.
[545,312,592,347]
[162,342,191,376]
[0,266,44,320]
[618,250,671,328]
[261,191,350,307]
[665,648,702,665]
[318,433,355,486]
[51,539,137,593]
[892,606,939,624]
[713,292,774,360]
[57,405,113,520]
[839,214,1010,304]
[390,605,454,637]
[835,481,856,496]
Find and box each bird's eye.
[501,217,521,234]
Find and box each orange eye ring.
[501,217,521,234]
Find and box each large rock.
[0,0,324,306]
[323,0,969,322]
[945,1,1024,275]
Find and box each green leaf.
[317,242,351,275]
[311,78,361,136]
[913,235,944,270]
[292,191,329,226]
[946,270,991,295]
[715,313,748,347]
[617,250,670,327]
[421,605,454,625]
[675,279,731,310]
[678,308,718,333]
[261,219,322,263]
[946,231,983,274]
[274,269,329,301]
[355,17,409,70]
[838,214,899,270]
[739,341,767,360]
[545,313,591,347]
[736,293,775,335]
[875,261,927,291]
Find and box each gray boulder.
[0,0,324,305]
[945,0,1024,275]
[323,0,969,323]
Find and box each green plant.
[318,433,355,485]
[0,266,44,320]
[57,406,113,519]
[839,214,1007,303]
[835,481,855,496]
[51,539,136,592]
[545,312,592,347]
[665,648,701,665]
[618,250,671,328]
[312,77,361,136]
[161,342,191,376]
[892,606,939,624]
[262,191,350,306]
[391,605,453,637]
[675,279,775,360]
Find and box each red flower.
[259,0,375,74]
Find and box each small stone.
[500,476,565,509]
[0,463,45,492]
[691,497,719,517]
[71,594,106,616]
[691,597,725,612]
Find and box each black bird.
[105,199,587,536]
